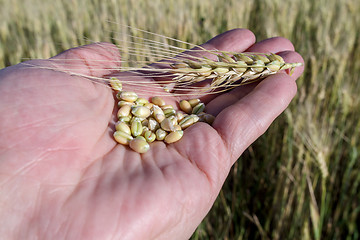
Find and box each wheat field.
[0,0,359,239]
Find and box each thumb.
[50,42,121,77]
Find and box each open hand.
[0,29,303,239]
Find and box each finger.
[212,73,297,162]
[246,36,295,53]
[205,50,304,116]
[49,42,121,77]
[199,28,256,57]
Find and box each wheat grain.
[129,136,150,153]
[164,130,184,144]
[144,130,156,143]
[192,102,205,115]
[113,130,133,145]
[115,121,131,135]
[155,128,167,141]
[188,98,201,107]
[131,105,151,118]
[151,96,166,106]
[131,117,143,137]
[117,105,132,118]
[179,100,192,114]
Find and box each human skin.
[0,29,304,239]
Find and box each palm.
[0,29,303,239]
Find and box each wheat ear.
[163,51,302,93]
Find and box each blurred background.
[0,0,359,239]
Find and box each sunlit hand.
[0,29,303,239]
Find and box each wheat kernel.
[154,113,165,123]
[251,60,265,73]
[253,54,270,63]
[280,63,294,71]
[118,116,131,123]
[129,136,150,153]
[268,53,284,63]
[219,53,236,63]
[168,115,178,126]
[164,130,183,144]
[115,121,131,135]
[131,118,143,137]
[204,114,215,125]
[185,60,202,69]
[144,130,156,143]
[120,91,138,102]
[179,114,200,129]
[174,125,182,131]
[266,61,281,71]
[232,59,247,68]
[197,113,206,123]
[148,117,160,131]
[155,128,167,140]
[179,100,192,114]
[109,77,122,91]
[115,91,122,100]
[213,67,229,75]
[233,67,247,73]
[136,135,147,142]
[152,104,164,114]
[161,118,175,132]
[131,106,151,118]
[192,102,205,115]
[235,54,253,64]
[152,105,165,122]
[135,98,149,105]
[118,100,134,107]
[151,96,166,106]
[188,98,201,108]
[113,130,133,145]
[163,108,176,117]
[141,126,149,134]
[197,65,212,73]
[117,105,132,118]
